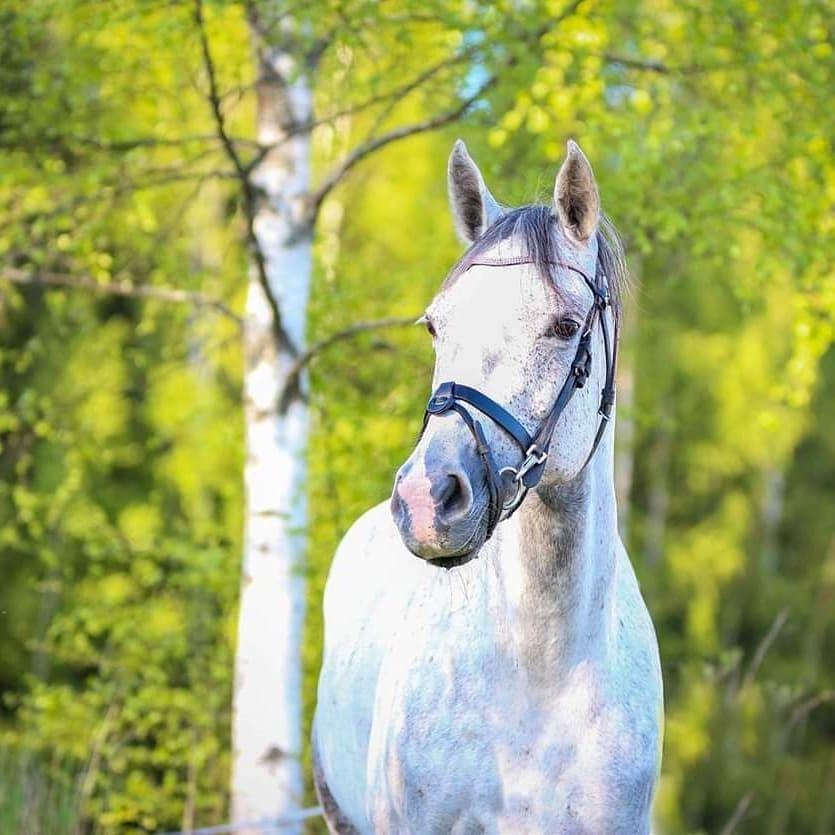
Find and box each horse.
[312,139,663,834]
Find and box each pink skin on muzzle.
[394,469,438,544]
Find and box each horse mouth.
[396,522,485,568]
[417,519,485,569]
[402,534,482,568]
[425,552,479,570]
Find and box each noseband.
[421,257,618,540]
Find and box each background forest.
[0,0,833,833]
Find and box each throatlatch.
[421,259,618,540]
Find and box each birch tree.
[200,4,317,826]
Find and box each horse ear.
[447,139,504,244]
[554,140,600,245]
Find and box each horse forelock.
[443,205,628,327]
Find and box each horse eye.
[552,318,580,339]
[424,318,437,338]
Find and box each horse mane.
[445,204,628,326]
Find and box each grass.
[0,746,81,835]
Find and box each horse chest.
[364,617,647,834]
[315,507,661,834]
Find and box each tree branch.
[194,0,298,356]
[243,44,484,173]
[742,608,788,689]
[279,315,420,410]
[603,38,830,77]
[719,792,753,835]
[308,4,579,215]
[1,268,242,325]
[309,71,498,214]
[194,0,247,181]
[786,690,834,733]
[603,54,670,74]
[0,133,262,156]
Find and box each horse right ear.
[554,140,600,245]
[447,140,504,245]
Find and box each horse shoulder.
[322,500,429,663]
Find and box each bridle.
[421,256,618,540]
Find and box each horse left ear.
[447,139,505,244]
[554,140,600,245]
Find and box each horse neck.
[490,426,620,680]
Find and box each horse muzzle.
[390,448,489,567]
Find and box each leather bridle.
[421,256,618,540]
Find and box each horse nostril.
[438,472,472,519]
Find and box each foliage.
[0,1,246,830]
[0,0,832,833]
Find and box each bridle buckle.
[499,444,548,516]
[426,382,454,414]
[517,444,547,482]
[571,334,593,387]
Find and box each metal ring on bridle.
[499,465,526,515]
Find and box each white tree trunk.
[231,29,313,833]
